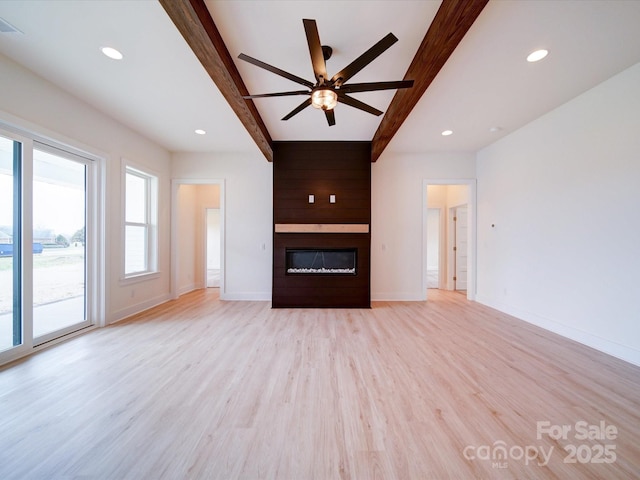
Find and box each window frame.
[122,160,158,282]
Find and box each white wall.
[0,54,173,325]
[426,209,440,270]
[476,62,640,366]
[446,184,469,208]
[371,153,476,300]
[171,153,272,300]
[207,209,221,271]
[176,184,198,295]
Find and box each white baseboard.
[178,283,197,296]
[475,295,640,368]
[371,292,426,301]
[221,292,271,301]
[109,292,173,324]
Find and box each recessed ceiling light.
[195,129,206,135]
[441,130,453,136]
[527,49,548,62]
[489,126,503,133]
[101,46,123,60]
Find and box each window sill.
[119,271,160,286]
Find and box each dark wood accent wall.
[273,141,371,308]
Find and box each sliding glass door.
[0,129,96,359]
[32,147,90,342]
[0,134,21,352]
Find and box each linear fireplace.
[272,141,371,308]
[286,248,357,275]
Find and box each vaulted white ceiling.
[1,1,640,158]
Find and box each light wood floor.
[1,290,639,479]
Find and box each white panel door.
[454,205,468,291]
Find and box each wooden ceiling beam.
[371,0,489,162]
[160,0,273,161]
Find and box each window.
[124,164,157,277]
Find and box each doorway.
[171,179,224,299]
[424,180,475,300]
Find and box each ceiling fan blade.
[339,80,414,94]
[337,94,383,116]
[325,109,336,126]
[330,33,398,86]
[303,19,328,85]
[238,53,314,88]
[282,98,312,121]
[243,90,310,99]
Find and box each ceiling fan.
[238,19,414,126]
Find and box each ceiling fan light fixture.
[311,88,338,111]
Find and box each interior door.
[454,205,468,291]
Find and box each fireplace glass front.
[286,248,357,275]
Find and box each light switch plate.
[308,194,314,203]
[329,194,336,203]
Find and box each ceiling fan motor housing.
[322,45,332,61]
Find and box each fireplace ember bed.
[286,248,357,275]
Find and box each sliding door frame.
[0,121,105,366]
[31,143,95,346]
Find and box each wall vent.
[0,17,22,34]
